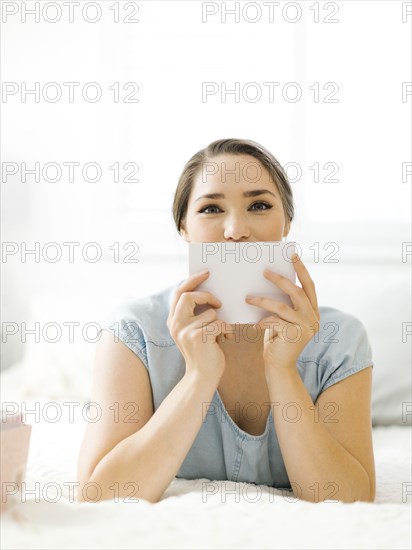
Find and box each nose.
[223,214,251,241]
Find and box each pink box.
[1,410,32,512]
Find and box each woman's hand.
[245,253,321,371]
[167,271,232,383]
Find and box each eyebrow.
[194,189,278,203]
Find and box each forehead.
[193,153,276,189]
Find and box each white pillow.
[0,293,112,405]
[307,261,411,426]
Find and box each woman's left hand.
[245,253,321,371]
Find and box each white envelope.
[188,241,298,324]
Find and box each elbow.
[76,478,115,504]
[76,484,89,503]
[76,464,102,503]
[76,489,88,504]
[76,472,115,504]
[76,475,94,503]
[296,478,375,504]
[340,478,376,504]
[77,488,161,505]
[76,457,163,504]
[340,479,375,504]
[346,467,376,503]
[366,478,376,503]
[76,455,95,503]
[357,472,376,503]
[76,474,162,505]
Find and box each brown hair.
[172,138,294,235]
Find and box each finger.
[169,271,211,319]
[257,316,300,344]
[214,319,237,340]
[255,315,285,334]
[246,295,299,323]
[263,269,307,311]
[186,306,221,332]
[257,315,284,345]
[186,314,231,341]
[292,255,319,314]
[174,290,222,321]
[215,321,238,341]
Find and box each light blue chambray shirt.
[100,278,374,489]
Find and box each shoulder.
[298,306,374,393]
[299,306,371,362]
[100,279,184,360]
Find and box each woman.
[77,138,376,504]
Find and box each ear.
[283,220,291,239]
[180,222,190,243]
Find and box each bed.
[1,264,411,549]
[1,400,411,550]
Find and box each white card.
[188,241,298,324]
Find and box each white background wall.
[1,1,411,377]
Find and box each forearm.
[265,366,371,503]
[81,370,219,504]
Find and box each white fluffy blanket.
[1,407,411,550]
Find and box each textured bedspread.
[1,408,411,550]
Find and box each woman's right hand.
[167,271,231,382]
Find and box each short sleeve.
[100,309,149,370]
[320,311,374,392]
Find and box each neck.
[217,324,264,349]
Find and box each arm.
[246,253,375,503]
[265,364,375,503]
[77,331,219,504]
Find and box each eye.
[250,201,273,211]
[198,202,273,214]
[198,204,222,214]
